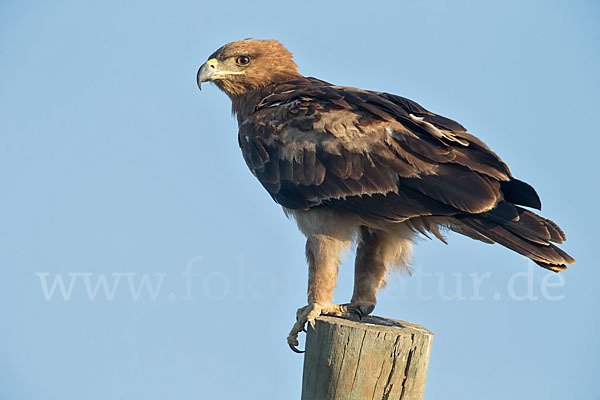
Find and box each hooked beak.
[197,59,218,90]
[197,58,245,91]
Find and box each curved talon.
[287,330,306,354]
[288,303,325,353]
[288,302,358,353]
[340,301,376,321]
[289,342,305,353]
[349,307,364,319]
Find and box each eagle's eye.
[236,56,250,66]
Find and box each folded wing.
[238,79,573,270]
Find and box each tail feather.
[456,209,574,272]
[504,208,566,244]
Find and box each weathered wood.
[301,315,433,400]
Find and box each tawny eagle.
[197,39,574,351]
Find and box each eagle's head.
[197,39,301,98]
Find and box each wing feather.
[240,81,535,221]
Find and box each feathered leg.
[348,226,389,316]
[287,234,350,351]
[348,223,414,317]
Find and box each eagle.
[196,39,574,351]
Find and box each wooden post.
[301,315,433,400]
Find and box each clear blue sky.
[1,1,598,399]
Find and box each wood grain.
[301,315,433,400]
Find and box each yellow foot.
[287,302,372,353]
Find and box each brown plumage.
[197,39,575,349]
